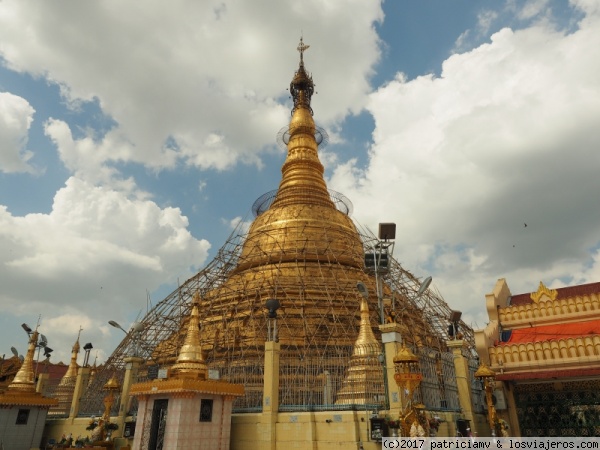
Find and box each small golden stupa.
[0,329,58,407]
[51,331,81,415]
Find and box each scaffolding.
[77,210,476,416]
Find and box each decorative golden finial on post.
[393,345,425,437]
[475,362,497,436]
[93,374,121,442]
[297,37,310,65]
[290,37,315,116]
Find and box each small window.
[16,409,30,425]
[200,399,213,422]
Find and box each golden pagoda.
[149,38,447,410]
[78,39,472,416]
[335,296,384,405]
[0,329,58,406]
[50,330,81,415]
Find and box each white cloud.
[516,0,551,20]
[331,5,600,324]
[0,177,210,362]
[477,10,499,34]
[0,92,35,173]
[0,0,383,174]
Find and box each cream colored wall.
[44,409,487,449]
[231,410,480,450]
[232,411,373,450]
[475,278,510,361]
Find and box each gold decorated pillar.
[379,323,403,414]
[100,374,121,441]
[447,339,477,434]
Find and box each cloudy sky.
[1,0,599,365]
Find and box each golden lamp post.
[102,374,121,439]
[474,363,497,437]
[393,345,424,437]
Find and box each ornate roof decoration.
[530,281,558,303]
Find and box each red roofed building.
[475,279,600,437]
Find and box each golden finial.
[297,37,310,64]
[289,37,315,116]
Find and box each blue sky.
[1,0,599,364]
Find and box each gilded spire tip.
[297,37,310,65]
[290,38,314,116]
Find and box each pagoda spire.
[335,296,384,405]
[290,37,314,115]
[269,38,333,211]
[355,296,380,354]
[233,38,361,273]
[8,329,39,392]
[170,293,207,380]
[61,327,82,381]
[1,327,58,407]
